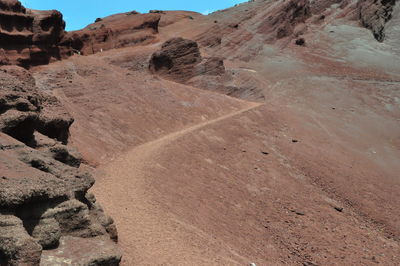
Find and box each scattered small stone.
[242,150,247,152]
[332,107,336,110]
[334,207,343,212]
[250,263,257,266]
[295,38,305,46]
[95,18,102,23]
[292,139,299,143]
[291,210,305,216]
[261,151,269,155]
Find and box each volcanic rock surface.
[149,37,225,81]
[0,1,161,68]
[60,12,161,56]
[0,0,67,67]
[1,0,400,265]
[0,66,121,264]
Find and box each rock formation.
[0,0,161,68]
[60,12,161,56]
[358,0,397,41]
[257,0,312,40]
[0,0,68,67]
[1,0,396,69]
[149,37,225,82]
[0,66,121,264]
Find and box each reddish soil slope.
[1,0,400,265]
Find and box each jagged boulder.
[149,37,225,82]
[358,0,397,41]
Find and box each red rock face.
[258,0,312,40]
[149,37,225,82]
[0,0,67,67]
[60,13,161,56]
[0,65,122,265]
[0,0,396,68]
[149,38,203,82]
[0,0,25,13]
[0,1,161,68]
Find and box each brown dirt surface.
[2,0,400,265]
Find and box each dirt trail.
[92,102,262,266]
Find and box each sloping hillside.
[1,0,399,265]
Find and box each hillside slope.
[1,0,399,265]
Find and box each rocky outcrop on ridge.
[0,66,121,265]
[1,0,397,69]
[257,0,312,40]
[357,0,397,41]
[0,0,160,68]
[60,12,161,56]
[149,37,267,100]
[149,37,225,82]
[0,0,68,67]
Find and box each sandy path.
[92,102,262,266]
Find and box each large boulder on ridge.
[149,37,225,82]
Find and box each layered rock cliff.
[0,65,121,265]
[0,0,160,68]
[0,0,67,67]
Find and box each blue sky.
[20,0,247,31]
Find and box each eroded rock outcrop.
[59,12,160,56]
[149,37,225,82]
[256,0,397,42]
[0,0,161,68]
[0,66,121,265]
[258,0,312,40]
[0,0,68,67]
[358,0,397,41]
[148,37,260,99]
[0,66,73,145]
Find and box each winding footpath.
[92,102,262,266]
